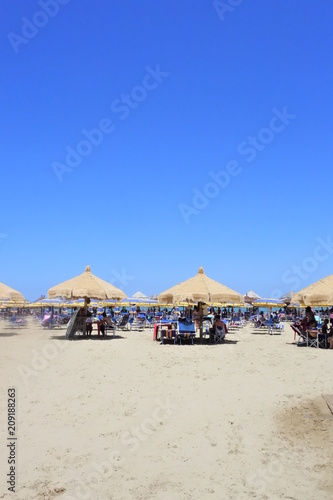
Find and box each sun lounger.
[9,316,27,328]
[266,319,284,335]
[103,316,116,336]
[177,320,196,345]
[291,323,307,345]
[115,313,130,330]
[130,313,146,331]
[160,322,178,344]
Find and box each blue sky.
[1,0,333,301]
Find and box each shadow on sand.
[0,331,21,337]
[50,333,125,341]
[159,338,239,346]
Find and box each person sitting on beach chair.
[301,306,317,331]
[326,320,333,349]
[192,306,200,329]
[321,319,329,336]
[99,313,116,336]
[99,313,107,336]
[210,314,227,343]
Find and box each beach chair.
[177,320,196,345]
[130,313,146,331]
[202,317,213,340]
[266,319,284,335]
[209,325,224,343]
[306,329,326,348]
[10,315,27,328]
[214,323,227,343]
[41,314,56,329]
[115,313,130,330]
[291,323,307,345]
[160,322,178,345]
[104,316,116,337]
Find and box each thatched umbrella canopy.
[291,274,333,306]
[0,281,26,305]
[158,267,244,305]
[280,290,295,305]
[48,265,126,301]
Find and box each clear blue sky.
[1,0,333,301]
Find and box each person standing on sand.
[192,306,200,328]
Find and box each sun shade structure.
[48,265,126,301]
[280,290,295,304]
[291,274,333,306]
[244,290,261,303]
[251,298,286,320]
[122,291,158,305]
[0,281,26,305]
[158,267,244,305]
[132,291,149,300]
[251,298,286,308]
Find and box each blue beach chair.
[177,319,196,345]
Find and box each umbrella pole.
[199,302,204,342]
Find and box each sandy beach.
[1,319,332,500]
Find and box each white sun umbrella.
[122,291,158,306]
[244,290,261,304]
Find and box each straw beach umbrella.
[158,267,244,305]
[0,281,27,305]
[158,267,244,339]
[48,265,126,301]
[291,274,333,306]
[280,290,295,305]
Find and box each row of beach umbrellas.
[0,265,246,308]
[2,264,333,309]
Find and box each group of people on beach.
[301,306,333,348]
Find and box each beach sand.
[1,318,332,500]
